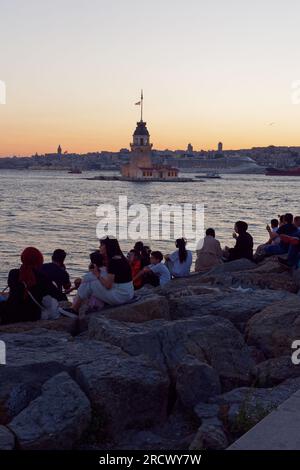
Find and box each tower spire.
[141,89,143,122]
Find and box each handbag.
[23,283,77,320]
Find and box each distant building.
[187,143,194,154]
[57,145,62,156]
[121,119,179,180]
[218,142,223,153]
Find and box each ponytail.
[176,238,187,263]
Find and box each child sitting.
[134,251,171,287]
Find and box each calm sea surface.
[0,169,299,287]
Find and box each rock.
[96,295,170,323]
[252,356,300,387]
[200,258,298,293]
[1,329,131,369]
[292,268,300,290]
[0,425,15,450]
[0,317,79,335]
[246,297,300,357]
[169,290,295,332]
[194,403,220,421]
[189,422,228,450]
[115,409,198,450]
[8,372,91,450]
[248,345,266,364]
[76,356,169,438]
[0,362,68,424]
[176,358,221,409]
[209,259,256,274]
[88,315,255,389]
[209,378,300,435]
[230,271,298,293]
[115,430,176,451]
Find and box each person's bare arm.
[133,266,150,282]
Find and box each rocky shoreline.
[1,257,300,450]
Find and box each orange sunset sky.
[1,0,300,157]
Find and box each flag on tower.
[135,101,141,106]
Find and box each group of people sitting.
[1,214,299,325]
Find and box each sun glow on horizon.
[1,0,300,157]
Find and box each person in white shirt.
[254,218,280,260]
[134,251,171,287]
[165,238,192,278]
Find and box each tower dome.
[131,121,152,150]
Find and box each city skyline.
[1,0,300,156]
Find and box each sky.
[1,0,300,156]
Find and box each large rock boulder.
[176,357,221,409]
[95,295,170,323]
[0,362,68,424]
[200,258,298,293]
[189,422,228,450]
[208,259,256,274]
[8,372,91,450]
[88,315,255,389]
[76,356,169,438]
[207,377,300,436]
[169,290,295,331]
[252,356,300,387]
[0,317,78,335]
[1,329,130,369]
[0,425,15,450]
[246,297,300,357]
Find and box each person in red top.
[128,249,143,289]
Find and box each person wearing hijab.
[0,247,62,324]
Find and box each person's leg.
[264,243,287,256]
[143,271,160,287]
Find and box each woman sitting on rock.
[165,238,192,277]
[0,247,62,324]
[72,237,134,312]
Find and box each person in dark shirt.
[265,213,297,256]
[224,221,253,261]
[41,249,71,300]
[0,247,62,324]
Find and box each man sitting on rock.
[278,218,300,268]
[223,221,253,262]
[264,213,297,257]
[41,249,71,301]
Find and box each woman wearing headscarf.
[0,247,62,324]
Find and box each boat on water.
[68,168,82,174]
[195,171,221,179]
[265,167,300,176]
